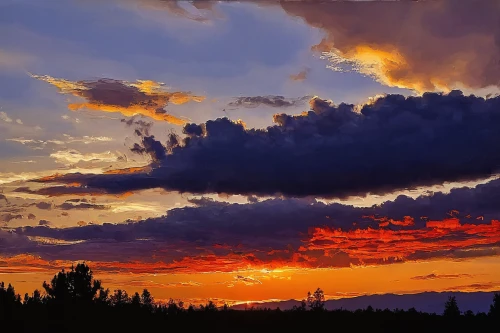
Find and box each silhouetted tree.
[464,310,475,317]
[131,292,141,307]
[43,263,102,304]
[489,293,500,319]
[2,262,500,332]
[203,300,218,312]
[443,296,460,317]
[141,289,154,310]
[292,299,307,312]
[307,288,325,311]
[167,298,177,313]
[111,289,131,307]
[0,282,22,319]
[96,287,110,305]
[23,289,44,306]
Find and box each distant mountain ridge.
[231,291,499,314]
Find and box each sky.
[1,0,500,306]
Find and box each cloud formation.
[7,135,113,150]
[121,117,153,136]
[30,91,500,198]
[1,213,24,223]
[279,0,500,92]
[0,112,13,123]
[38,220,51,226]
[56,200,109,211]
[6,175,500,274]
[50,149,122,166]
[227,95,310,109]
[411,273,474,281]
[289,68,310,82]
[32,75,205,124]
[304,219,500,265]
[125,0,218,22]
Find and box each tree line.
[1,263,499,332]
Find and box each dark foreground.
[2,263,499,332]
[6,308,500,333]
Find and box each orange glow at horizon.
[2,217,500,305]
[2,255,500,306]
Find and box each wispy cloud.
[411,273,474,281]
[234,275,262,286]
[0,49,35,71]
[122,0,218,22]
[128,280,203,289]
[289,68,310,82]
[0,112,13,123]
[50,149,122,166]
[444,282,500,292]
[227,95,310,109]
[6,135,113,150]
[56,200,109,211]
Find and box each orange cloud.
[104,166,151,175]
[32,75,205,124]
[280,0,500,93]
[0,251,310,277]
[0,254,71,274]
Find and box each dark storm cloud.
[31,91,500,199]
[130,135,167,163]
[227,95,310,109]
[0,229,34,251]
[7,178,500,269]
[183,123,204,137]
[16,177,500,248]
[16,198,325,248]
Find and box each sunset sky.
[1,0,500,306]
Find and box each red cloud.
[303,219,500,263]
